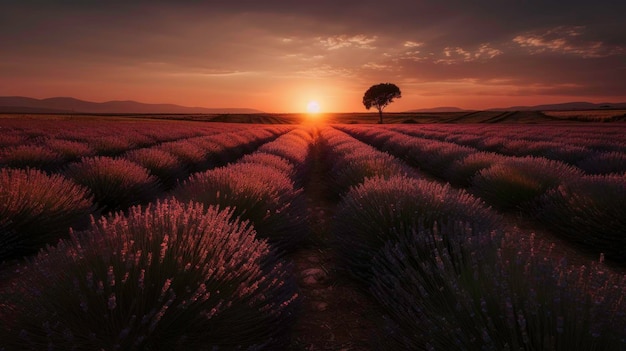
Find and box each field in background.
[542,109,626,122]
[1,114,625,349]
[2,107,625,125]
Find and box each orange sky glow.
[1,2,625,113]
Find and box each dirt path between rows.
[287,135,385,350]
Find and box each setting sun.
[306,101,321,114]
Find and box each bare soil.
[287,137,385,350]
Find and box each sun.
[306,100,321,114]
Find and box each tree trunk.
[378,108,383,124]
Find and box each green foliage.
[0,199,299,350]
[362,83,401,123]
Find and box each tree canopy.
[362,83,401,123]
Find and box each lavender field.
[1,115,625,350]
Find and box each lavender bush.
[534,174,626,261]
[64,157,161,213]
[0,145,63,171]
[46,139,96,162]
[578,151,626,175]
[446,151,507,187]
[90,135,135,156]
[331,155,415,195]
[158,140,210,173]
[173,163,308,251]
[334,175,498,282]
[124,148,187,190]
[0,199,298,350]
[470,156,583,211]
[257,129,314,184]
[403,139,475,178]
[0,168,93,261]
[322,127,416,196]
[0,132,26,148]
[370,224,626,350]
[239,152,295,179]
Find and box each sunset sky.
[1,1,625,113]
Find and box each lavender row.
[338,125,626,262]
[1,199,299,350]
[0,119,281,171]
[64,126,289,214]
[0,122,307,348]
[370,222,626,349]
[122,126,291,189]
[387,124,626,174]
[0,126,291,262]
[328,163,626,349]
[319,126,418,197]
[389,124,626,153]
[172,127,315,252]
[0,117,240,148]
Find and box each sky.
[1,0,625,113]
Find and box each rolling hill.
[408,101,626,113]
[0,96,264,114]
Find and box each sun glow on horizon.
[306,100,321,114]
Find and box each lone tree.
[363,83,401,124]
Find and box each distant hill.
[406,107,471,113]
[0,96,264,114]
[407,102,626,113]
[488,101,626,111]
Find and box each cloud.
[433,44,503,64]
[513,26,625,58]
[318,35,378,50]
[403,41,423,48]
[294,65,355,78]
[431,44,503,64]
[361,62,394,70]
